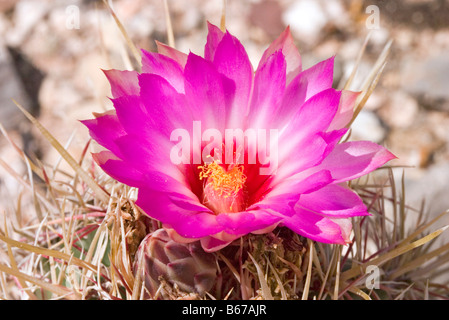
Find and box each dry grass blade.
[217,252,240,283]
[102,0,141,69]
[333,246,342,300]
[318,245,339,300]
[398,210,449,248]
[348,286,371,300]
[358,38,393,96]
[0,122,43,180]
[0,233,98,274]
[131,245,145,300]
[220,0,227,32]
[163,0,175,48]
[389,242,449,280]
[342,31,371,90]
[277,256,302,279]
[3,217,38,300]
[0,263,76,299]
[341,225,449,282]
[347,39,392,128]
[248,253,273,300]
[301,239,314,300]
[347,61,387,128]
[12,99,109,204]
[265,255,287,300]
[394,283,414,300]
[0,157,54,210]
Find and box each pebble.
[378,91,419,129]
[401,163,449,223]
[402,51,449,112]
[5,0,50,47]
[0,42,31,130]
[283,0,328,44]
[350,110,386,143]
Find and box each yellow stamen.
[198,161,247,213]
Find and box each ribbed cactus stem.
[134,229,217,299]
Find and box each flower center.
[198,161,247,214]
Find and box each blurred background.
[0,0,448,225]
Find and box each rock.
[340,60,378,93]
[72,52,111,101]
[283,0,347,45]
[401,51,449,112]
[283,0,328,45]
[0,129,26,215]
[350,110,386,143]
[363,90,387,111]
[402,163,449,223]
[0,0,17,13]
[5,0,50,47]
[173,5,202,35]
[426,111,449,145]
[378,91,419,129]
[386,120,444,168]
[38,76,84,120]
[0,42,31,130]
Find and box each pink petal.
[300,56,335,100]
[297,183,369,218]
[215,209,282,235]
[111,95,149,137]
[272,129,347,187]
[138,73,192,136]
[247,50,286,129]
[156,40,188,69]
[113,134,184,183]
[112,93,190,166]
[281,207,349,244]
[213,31,253,128]
[141,49,185,93]
[136,189,222,239]
[272,134,330,185]
[204,22,225,61]
[92,150,145,187]
[103,69,139,98]
[184,52,234,131]
[144,170,194,195]
[81,110,126,158]
[320,128,349,158]
[270,72,308,130]
[330,218,353,243]
[165,227,199,244]
[317,141,397,183]
[258,26,302,83]
[200,236,233,253]
[252,170,334,217]
[306,128,349,172]
[280,88,341,152]
[328,90,360,131]
[272,89,342,183]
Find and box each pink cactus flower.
[82,23,395,252]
